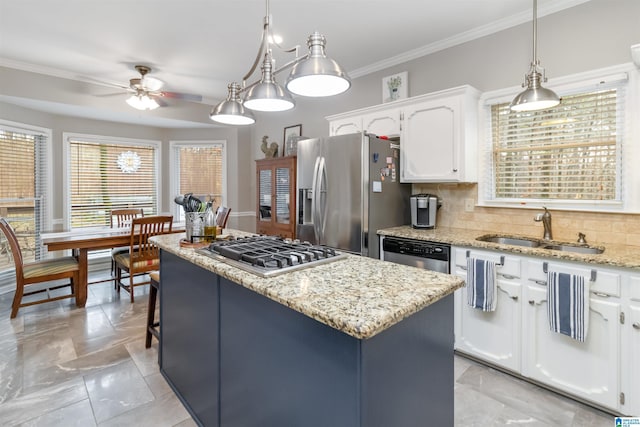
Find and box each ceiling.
[0,0,591,128]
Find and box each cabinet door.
[329,117,362,136]
[256,157,296,239]
[628,275,640,415]
[274,166,292,225]
[455,278,522,372]
[257,167,272,227]
[453,248,522,372]
[523,285,620,411]
[400,96,461,182]
[362,108,401,137]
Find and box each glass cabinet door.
[258,169,272,222]
[275,167,290,224]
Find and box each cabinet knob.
[528,300,535,305]
[633,322,640,330]
[510,296,518,301]
[453,168,458,172]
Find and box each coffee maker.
[410,194,440,229]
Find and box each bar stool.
[146,271,160,348]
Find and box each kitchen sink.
[476,235,541,247]
[476,234,605,254]
[541,244,605,254]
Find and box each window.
[170,141,226,221]
[65,134,160,229]
[0,121,51,290]
[479,65,639,212]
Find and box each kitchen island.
[151,232,464,427]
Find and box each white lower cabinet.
[452,245,637,414]
[627,275,640,415]
[522,284,621,410]
[453,248,522,372]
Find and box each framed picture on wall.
[283,124,302,156]
[382,72,408,103]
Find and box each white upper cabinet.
[329,117,362,136]
[361,108,402,137]
[326,85,479,182]
[400,86,479,183]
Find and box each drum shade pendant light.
[510,0,560,112]
[210,0,350,125]
[210,83,255,125]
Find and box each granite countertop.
[378,226,640,271]
[151,231,464,340]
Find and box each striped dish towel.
[466,257,497,311]
[547,271,590,342]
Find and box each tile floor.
[0,273,616,426]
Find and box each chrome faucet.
[534,207,552,240]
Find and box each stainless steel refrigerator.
[296,132,411,259]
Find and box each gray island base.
[154,234,462,427]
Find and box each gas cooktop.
[197,236,347,277]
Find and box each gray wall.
[1,0,638,232]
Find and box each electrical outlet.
[465,198,475,212]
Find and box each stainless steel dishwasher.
[379,236,450,273]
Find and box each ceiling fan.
[98,65,203,110]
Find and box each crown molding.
[350,0,592,78]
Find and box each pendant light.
[243,52,295,112]
[209,0,350,125]
[210,83,255,125]
[510,0,560,112]
[286,32,351,97]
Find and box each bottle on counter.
[204,201,217,241]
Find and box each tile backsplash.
[413,183,640,247]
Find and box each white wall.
[1,0,638,230]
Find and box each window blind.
[0,128,47,273]
[491,87,622,201]
[275,167,290,223]
[174,144,224,218]
[68,139,157,228]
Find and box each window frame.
[478,63,640,213]
[169,140,227,222]
[62,132,162,230]
[0,119,53,293]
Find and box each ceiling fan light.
[286,32,351,97]
[126,93,159,110]
[210,83,256,125]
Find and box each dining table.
[41,224,184,307]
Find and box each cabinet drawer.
[527,260,621,297]
[453,248,521,279]
[630,275,640,301]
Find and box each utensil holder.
[185,212,206,243]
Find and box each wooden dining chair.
[113,215,172,303]
[0,218,80,318]
[215,206,231,229]
[109,208,144,275]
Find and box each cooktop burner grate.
[197,236,346,277]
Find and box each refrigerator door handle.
[311,156,321,243]
[318,156,328,241]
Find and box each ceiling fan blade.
[95,91,132,98]
[81,76,131,91]
[159,91,203,102]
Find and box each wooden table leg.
[75,248,88,307]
